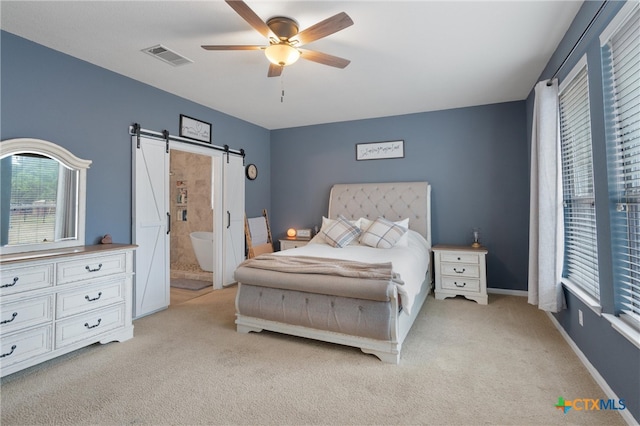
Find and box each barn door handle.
[167,212,171,235]
[227,211,231,229]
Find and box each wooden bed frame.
[235,181,432,364]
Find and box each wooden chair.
[244,209,274,259]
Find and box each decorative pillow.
[359,217,410,247]
[314,216,361,245]
[360,217,408,249]
[322,215,361,248]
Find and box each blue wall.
[271,102,529,291]
[0,31,271,245]
[526,0,639,421]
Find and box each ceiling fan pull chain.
[281,74,285,103]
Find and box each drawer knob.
[0,345,17,358]
[85,292,103,302]
[453,267,466,274]
[84,318,102,329]
[457,257,461,260]
[454,281,466,288]
[1,277,18,288]
[85,263,103,273]
[1,312,18,325]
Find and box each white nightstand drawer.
[57,253,127,284]
[440,252,479,264]
[280,239,309,250]
[441,263,480,278]
[0,325,52,368]
[0,264,53,296]
[55,304,125,348]
[56,278,126,319]
[1,295,53,334]
[441,276,481,292]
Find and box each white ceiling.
[1,1,583,130]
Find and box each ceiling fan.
[202,0,353,77]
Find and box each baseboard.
[546,312,638,426]
[487,288,527,297]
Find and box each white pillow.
[322,215,362,248]
[359,217,408,249]
[359,217,410,247]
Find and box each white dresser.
[433,244,488,305]
[0,244,135,377]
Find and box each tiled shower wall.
[169,150,213,276]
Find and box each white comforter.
[273,230,430,314]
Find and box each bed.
[234,181,432,364]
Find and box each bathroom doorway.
[169,148,214,303]
[132,129,244,317]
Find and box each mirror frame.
[0,138,92,254]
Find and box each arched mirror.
[0,138,91,255]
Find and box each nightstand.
[433,244,488,305]
[279,238,310,250]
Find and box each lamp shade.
[287,228,297,237]
[265,43,300,66]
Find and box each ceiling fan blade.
[299,49,350,69]
[268,63,283,78]
[201,45,264,51]
[225,0,274,39]
[290,12,353,46]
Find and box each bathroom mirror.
[0,138,92,255]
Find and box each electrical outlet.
[578,309,584,326]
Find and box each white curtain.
[528,79,565,312]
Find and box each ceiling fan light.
[265,43,300,66]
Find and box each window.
[6,154,60,245]
[558,56,600,302]
[602,3,640,328]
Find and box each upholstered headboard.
[328,181,431,247]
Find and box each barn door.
[222,153,245,286]
[132,135,170,318]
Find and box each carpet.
[0,288,629,425]
[170,278,210,291]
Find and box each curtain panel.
[528,79,565,313]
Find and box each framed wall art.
[356,140,404,161]
[179,114,212,143]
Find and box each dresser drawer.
[0,264,53,296]
[56,278,125,319]
[0,325,52,368]
[441,276,481,293]
[57,253,127,284]
[440,252,479,264]
[0,295,53,334]
[55,304,125,348]
[440,263,480,278]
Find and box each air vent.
[142,44,193,67]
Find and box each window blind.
[8,154,59,245]
[559,64,600,300]
[602,5,640,325]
